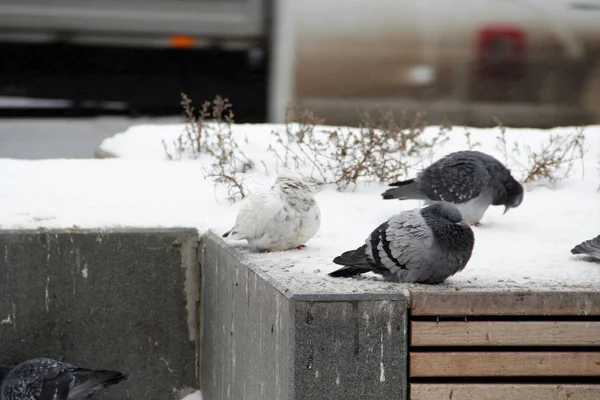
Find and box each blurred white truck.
[0,0,599,127]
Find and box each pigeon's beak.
[503,206,510,215]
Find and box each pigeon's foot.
[296,244,307,250]
[470,222,482,227]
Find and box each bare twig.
[520,128,586,185]
[463,127,481,150]
[163,93,252,202]
[269,104,448,191]
[493,119,587,187]
[493,116,510,166]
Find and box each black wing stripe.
[380,226,406,270]
[369,224,383,266]
[39,371,72,400]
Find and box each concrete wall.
[199,232,409,400]
[0,229,200,400]
[0,228,410,400]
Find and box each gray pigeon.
[0,357,127,400]
[328,202,475,284]
[381,150,524,225]
[571,234,600,261]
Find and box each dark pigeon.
[329,202,475,284]
[571,234,600,261]
[381,150,524,225]
[0,357,127,400]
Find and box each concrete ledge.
[199,231,600,400]
[199,231,409,400]
[0,228,200,400]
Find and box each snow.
[180,390,202,400]
[0,122,599,292]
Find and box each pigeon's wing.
[229,192,286,240]
[418,152,491,203]
[367,210,434,279]
[571,234,600,260]
[67,369,127,400]
[38,369,72,400]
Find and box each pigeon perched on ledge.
[381,150,524,225]
[329,202,475,284]
[571,234,600,261]
[0,357,127,400]
[223,171,321,252]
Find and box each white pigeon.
[223,171,321,251]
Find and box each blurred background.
[0,0,599,158]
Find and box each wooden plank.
[410,321,600,346]
[410,291,600,316]
[410,384,600,400]
[410,352,600,377]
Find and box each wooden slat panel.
[410,352,600,377]
[410,291,600,316]
[411,384,600,400]
[410,321,600,346]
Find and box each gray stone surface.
[0,116,182,159]
[293,300,406,400]
[199,231,408,400]
[0,228,200,400]
[199,232,293,400]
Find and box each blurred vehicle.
[0,0,599,127]
[0,0,269,121]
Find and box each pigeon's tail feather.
[381,179,426,200]
[69,369,128,400]
[329,245,373,277]
[223,228,245,240]
[571,235,600,260]
[329,265,372,278]
[388,178,416,188]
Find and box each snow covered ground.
[1,122,599,294]
[180,390,202,400]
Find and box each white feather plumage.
[224,172,321,251]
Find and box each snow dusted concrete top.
[210,228,600,317]
[3,123,599,294]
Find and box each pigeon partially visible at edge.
[571,234,600,261]
[381,150,524,225]
[328,202,475,284]
[223,171,321,252]
[0,366,14,385]
[0,357,127,400]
